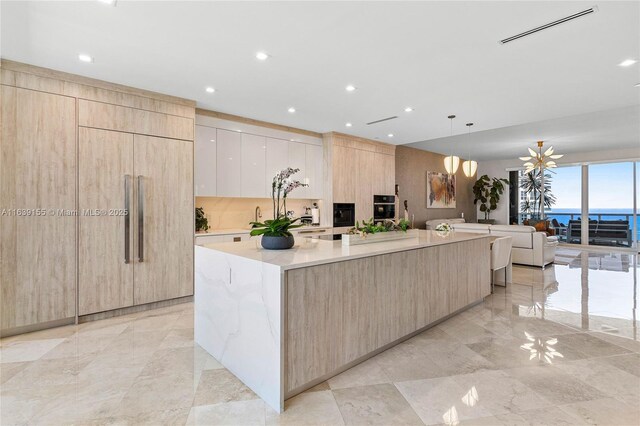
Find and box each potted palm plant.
[249,168,307,250]
[472,175,509,224]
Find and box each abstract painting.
[427,171,456,208]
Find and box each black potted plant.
[472,175,509,224]
[249,167,307,250]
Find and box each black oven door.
[333,203,355,227]
[374,204,395,220]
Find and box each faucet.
[255,205,262,222]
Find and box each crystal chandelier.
[462,122,477,177]
[443,115,459,174]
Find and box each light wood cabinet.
[332,144,356,203]
[78,99,194,141]
[195,125,217,196]
[285,238,490,393]
[78,130,194,314]
[328,133,395,222]
[356,149,375,221]
[1,86,77,330]
[78,128,134,315]
[241,133,267,198]
[216,129,242,197]
[1,61,196,334]
[134,135,194,305]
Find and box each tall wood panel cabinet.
[1,86,77,331]
[78,109,194,314]
[326,132,395,222]
[1,60,196,334]
[133,135,193,306]
[78,128,134,315]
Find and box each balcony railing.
[518,212,638,248]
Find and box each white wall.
[477,147,640,225]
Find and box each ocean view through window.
[519,162,638,250]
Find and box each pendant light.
[443,114,460,174]
[462,122,478,177]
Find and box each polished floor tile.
[333,383,422,425]
[1,249,638,425]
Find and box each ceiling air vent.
[366,116,398,125]
[499,6,598,45]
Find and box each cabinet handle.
[124,175,131,264]
[137,175,144,262]
[298,229,327,234]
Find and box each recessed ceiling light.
[98,0,116,4]
[345,85,356,92]
[256,52,269,61]
[635,83,640,87]
[287,107,296,113]
[619,59,637,67]
[78,54,93,63]
[387,133,394,138]
[205,87,215,93]
[345,122,352,127]
[404,107,413,112]
[210,139,215,142]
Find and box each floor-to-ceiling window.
[588,162,635,249]
[515,160,639,251]
[547,166,582,244]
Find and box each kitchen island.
[195,230,491,412]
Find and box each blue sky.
[549,162,637,209]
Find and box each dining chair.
[491,236,512,293]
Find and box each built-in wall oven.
[333,203,355,228]
[373,195,396,220]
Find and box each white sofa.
[451,223,559,268]
[425,218,465,230]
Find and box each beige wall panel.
[395,145,477,227]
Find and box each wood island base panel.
[194,230,491,412]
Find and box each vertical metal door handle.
[124,175,131,264]
[137,175,144,262]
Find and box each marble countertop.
[197,230,491,270]
[195,225,331,237]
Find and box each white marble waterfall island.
[194,230,491,412]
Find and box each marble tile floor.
[1,249,638,425]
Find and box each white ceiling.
[2,1,639,155]
[407,105,640,160]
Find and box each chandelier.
[462,122,477,177]
[443,115,459,174]
[519,140,563,219]
[519,141,563,174]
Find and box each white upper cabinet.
[216,129,242,197]
[287,142,307,199]
[195,125,217,196]
[305,144,323,200]
[265,137,289,198]
[241,133,267,198]
[195,113,325,200]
